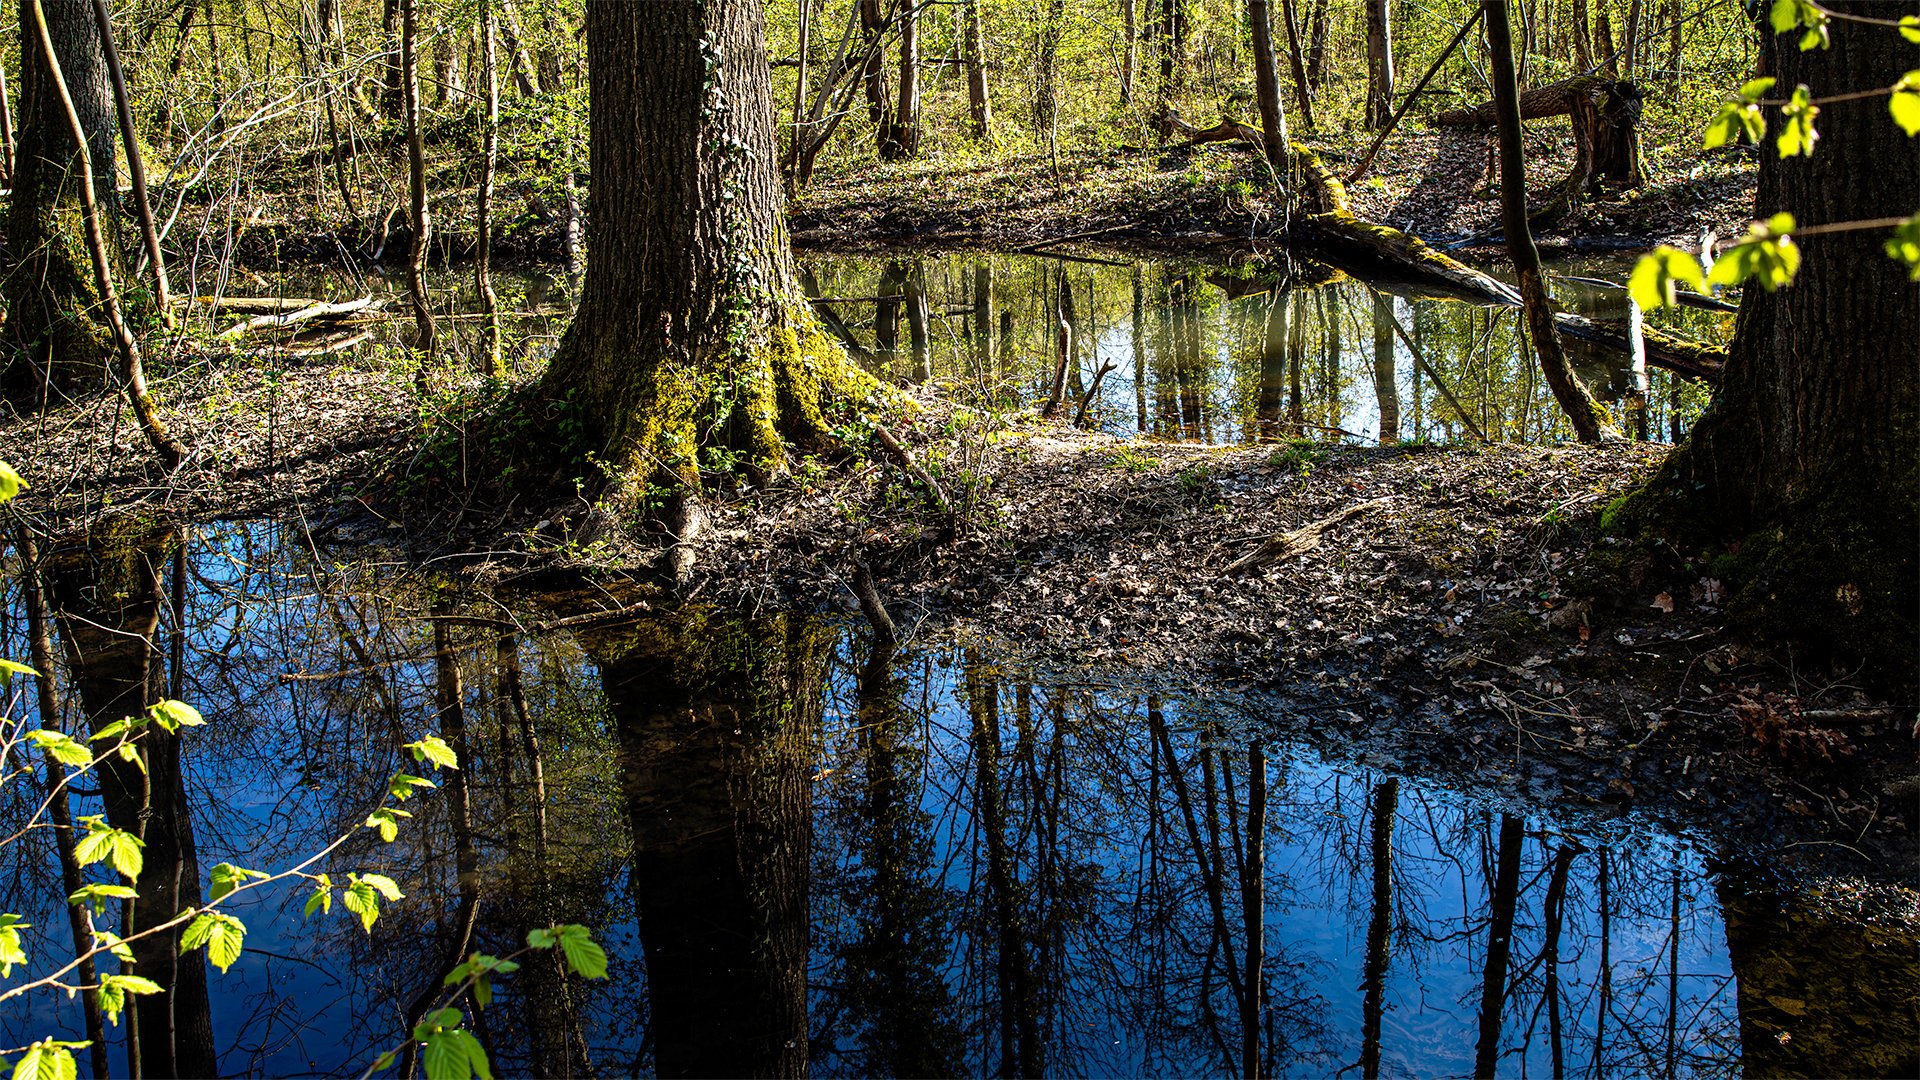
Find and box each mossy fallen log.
[1434,75,1610,126]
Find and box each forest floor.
[8,361,1913,886]
[791,123,1760,258]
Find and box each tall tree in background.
[4,0,119,398]
[1484,0,1618,443]
[536,0,873,528]
[1624,0,1919,677]
[964,0,991,138]
[879,0,918,157]
[1246,0,1290,174]
[1364,0,1394,128]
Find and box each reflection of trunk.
[972,262,996,375]
[47,517,218,1080]
[1042,265,1074,419]
[1592,847,1610,1074]
[17,528,111,1080]
[905,261,930,383]
[600,613,821,1078]
[876,261,906,366]
[1715,867,1920,1079]
[963,659,1041,1080]
[1359,778,1397,1079]
[1240,742,1267,1079]
[846,638,962,1075]
[1131,265,1149,432]
[1256,290,1289,438]
[1372,292,1399,443]
[1472,814,1524,1078]
[1541,846,1577,1080]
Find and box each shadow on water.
[4,518,1914,1077]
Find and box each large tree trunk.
[3,0,120,399]
[536,0,872,505]
[1485,0,1619,443]
[1363,0,1393,129]
[1627,0,1920,680]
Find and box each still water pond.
[6,519,1909,1077]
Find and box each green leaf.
[1709,214,1801,292]
[12,1041,79,1080]
[0,460,26,504]
[0,658,35,688]
[1902,15,1920,44]
[207,863,269,904]
[364,806,410,843]
[1629,246,1710,310]
[0,914,29,978]
[1885,214,1920,281]
[303,876,333,919]
[342,875,392,932]
[26,730,93,768]
[73,818,144,882]
[1705,79,1774,151]
[68,883,138,915]
[1777,85,1819,158]
[88,718,138,743]
[147,700,205,732]
[554,925,608,980]
[180,912,246,972]
[1769,0,1827,48]
[1737,77,1777,104]
[97,974,164,1025]
[1892,73,1920,138]
[117,743,147,776]
[388,773,437,801]
[358,873,403,902]
[407,735,460,771]
[372,1051,397,1072]
[421,1030,472,1080]
[93,929,133,964]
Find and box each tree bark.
[1121,0,1138,104]
[1484,0,1620,443]
[536,0,872,503]
[477,0,502,376]
[1372,292,1400,444]
[1277,0,1315,131]
[1472,814,1524,1078]
[879,0,917,158]
[402,0,435,367]
[4,0,119,397]
[1246,0,1291,175]
[964,0,990,137]
[1632,0,1920,680]
[1364,0,1394,129]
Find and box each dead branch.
[1224,496,1396,575]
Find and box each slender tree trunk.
[964,0,990,137]
[0,60,14,182]
[90,0,170,328]
[859,0,888,132]
[1364,0,1394,128]
[1306,0,1329,87]
[477,0,502,376]
[1240,742,1266,1079]
[1246,0,1290,174]
[881,0,918,158]
[1484,0,1619,443]
[1277,0,1315,131]
[401,0,435,368]
[1571,0,1592,70]
[1121,0,1138,104]
[786,0,808,184]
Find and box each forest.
[0,0,1915,1076]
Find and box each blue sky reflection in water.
[0,517,1785,1078]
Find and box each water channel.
[4,252,1912,1078]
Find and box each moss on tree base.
[1605,441,1918,690]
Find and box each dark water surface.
[5,518,1913,1078]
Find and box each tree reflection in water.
[2,521,1909,1077]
